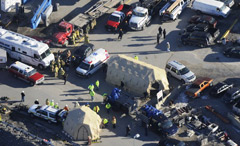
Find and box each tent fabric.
[106,55,169,96]
[63,106,102,141]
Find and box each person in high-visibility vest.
[102,118,108,128]
[54,65,59,78]
[54,103,59,109]
[0,114,2,122]
[90,90,95,101]
[50,60,55,73]
[95,80,100,90]
[102,93,108,104]
[112,116,116,128]
[50,100,54,107]
[105,103,111,114]
[59,67,65,79]
[134,56,139,60]
[46,98,50,105]
[88,84,94,92]
[93,105,100,113]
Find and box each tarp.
[63,106,102,141]
[106,55,169,96]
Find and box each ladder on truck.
[69,0,121,33]
[166,0,181,13]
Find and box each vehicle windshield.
[27,69,37,77]
[40,49,51,60]
[109,15,120,22]
[162,120,173,129]
[133,10,146,17]
[179,67,190,75]
[220,5,227,11]
[58,26,66,32]
[79,62,90,70]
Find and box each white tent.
[63,106,102,141]
[106,55,169,96]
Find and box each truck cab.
[106,11,125,31]
[52,21,73,47]
[129,7,150,30]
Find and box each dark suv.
[189,15,217,28]
[72,44,94,66]
[186,24,220,38]
[181,31,213,47]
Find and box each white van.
[192,0,230,18]
[76,48,110,77]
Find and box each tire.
[38,64,44,70]
[181,79,185,84]
[141,24,146,30]
[30,113,34,118]
[196,10,201,14]
[30,81,35,86]
[167,72,172,77]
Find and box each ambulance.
[76,48,110,77]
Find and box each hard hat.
[22,91,24,93]
[36,99,38,101]
[66,105,68,107]
[52,100,54,102]
[56,103,58,105]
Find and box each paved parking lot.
[1,0,240,145]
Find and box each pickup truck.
[129,0,165,30]
[105,4,132,32]
[185,77,213,98]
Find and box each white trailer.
[0,27,54,69]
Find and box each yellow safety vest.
[105,103,111,109]
[103,119,108,124]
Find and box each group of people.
[88,80,100,101]
[157,26,170,52]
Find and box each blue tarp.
[108,88,121,102]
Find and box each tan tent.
[106,55,169,96]
[63,106,102,141]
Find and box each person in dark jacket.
[21,91,25,102]
[163,29,166,39]
[118,29,124,40]
[158,26,162,36]
[126,125,131,136]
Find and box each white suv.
[165,60,196,83]
[28,105,67,123]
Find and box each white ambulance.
[76,48,110,77]
[0,27,54,70]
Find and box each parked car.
[165,60,196,83]
[186,23,220,38]
[223,47,240,58]
[8,61,44,86]
[209,82,233,97]
[233,100,240,115]
[189,15,217,28]
[158,138,186,146]
[181,31,213,47]
[185,77,213,98]
[72,44,94,66]
[222,87,240,104]
[28,105,68,123]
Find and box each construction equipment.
[51,0,121,47]
[205,105,230,124]
[31,0,53,29]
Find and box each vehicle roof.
[74,44,93,54]
[112,11,124,16]
[10,61,34,72]
[83,48,108,64]
[59,21,72,28]
[227,87,240,94]
[193,77,212,85]
[168,60,185,70]
[194,0,225,7]
[0,27,48,52]
[134,7,148,13]
[40,105,58,113]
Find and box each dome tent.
[63,106,102,141]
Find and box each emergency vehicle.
[28,105,68,123]
[76,48,110,77]
[8,61,44,85]
[0,27,54,70]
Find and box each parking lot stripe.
[220,18,239,39]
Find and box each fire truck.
[51,0,121,47]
